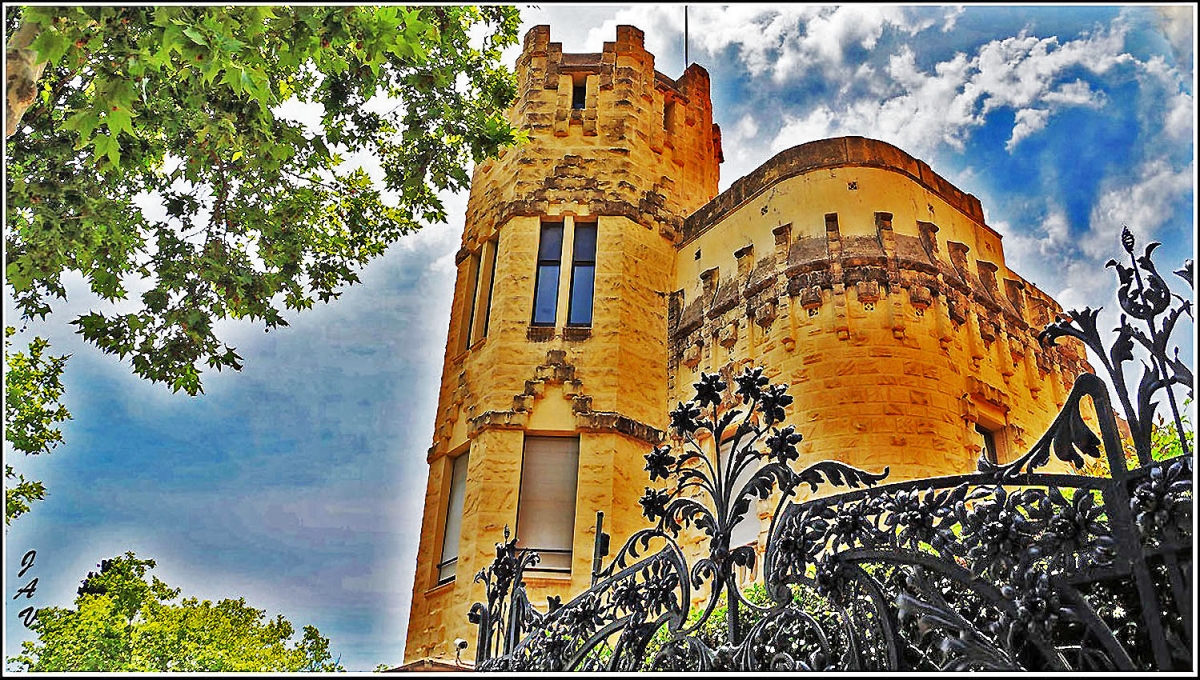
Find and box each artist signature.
[13,550,37,627]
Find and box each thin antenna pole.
[684,6,689,66]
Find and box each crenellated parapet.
[669,212,1087,381]
[460,25,722,250]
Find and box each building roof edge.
[682,136,998,246]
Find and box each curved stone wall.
[670,142,1091,486]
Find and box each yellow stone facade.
[404,25,1091,664]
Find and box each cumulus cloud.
[1007,108,1050,150]
[1083,158,1195,259]
[771,47,978,155]
[1043,79,1106,107]
[767,20,1135,159]
[1155,5,1195,71]
[994,207,1076,288]
[1164,91,1195,141]
[942,6,966,33]
[579,5,931,83]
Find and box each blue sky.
[4,5,1195,672]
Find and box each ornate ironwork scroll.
[469,230,1193,671]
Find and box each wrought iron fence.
[468,229,1194,671]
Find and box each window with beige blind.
[436,451,470,585]
[516,436,579,574]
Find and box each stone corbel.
[856,280,880,305]
[800,285,823,313]
[959,394,979,423]
[718,320,739,349]
[750,297,777,329]
[683,338,703,369]
[909,284,932,315]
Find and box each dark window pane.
[538,224,563,261]
[572,84,586,110]
[461,254,479,352]
[573,224,597,261]
[975,423,997,463]
[533,264,559,325]
[481,245,498,337]
[568,264,594,326]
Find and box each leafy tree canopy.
[8,552,344,672]
[4,325,71,523]
[5,5,522,395]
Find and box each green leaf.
[29,29,69,65]
[64,110,101,144]
[182,26,207,46]
[221,66,245,95]
[106,108,134,138]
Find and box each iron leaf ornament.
[1036,226,1192,469]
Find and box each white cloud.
[1083,158,1194,259]
[1155,5,1196,71]
[770,105,836,152]
[942,6,966,33]
[1135,55,1194,148]
[1164,91,1195,141]
[578,5,931,83]
[1007,108,1050,150]
[770,47,978,156]
[1043,79,1105,107]
[998,206,1073,271]
[733,113,759,141]
[767,19,1137,160]
[972,29,1129,115]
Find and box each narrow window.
[532,222,563,325]
[720,438,760,549]
[479,241,498,339]
[459,253,480,353]
[567,222,596,326]
[572,82,586,110]
[975,423,998,464]
[516,436,579,574]
[437,451,470,585]
[664,100,675,132]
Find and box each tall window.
[458,238,499,351]
[975,423,998,464]
[568,222,596,326]
[437,452,470,585]
[532,222,563,325]
[458,253,480,353]
[516,436,579,574]
[479,242,498,339]
[720,438,760,549]
[572,81,586,110]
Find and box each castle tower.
[404,25,723,664]
[404,24,1094,665]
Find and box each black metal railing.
[468,229,1193,671]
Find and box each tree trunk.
[6,19,46,138]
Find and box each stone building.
[402,24,1091,665]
